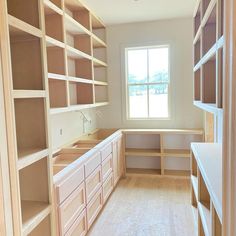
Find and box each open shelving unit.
[191,143,222,235]
[193,0,224,114]
[44,0,108,115]
[123,129,204,176]
[0,0,55,234]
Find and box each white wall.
[50,109,97,150]
[97,17,203,129]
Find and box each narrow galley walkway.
[87,174,196,236]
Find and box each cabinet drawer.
[58,182,86,235]
[84,152,101,178]
[103,172,113,203]
[85,165,102,203]
[101,142,112,161]
[65,209,87,236]
[87,188,103,229]
[55,165,84,204]
[102,153,113,181]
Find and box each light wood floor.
[88,174,196,236]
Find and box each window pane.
[129,85,148,118]
[149,47,169,83]
[127,49,147,83]
[149,84,169,118]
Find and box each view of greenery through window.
[126,46,169,119]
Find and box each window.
[125,45,170,119]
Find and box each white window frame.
[124,44,171,121]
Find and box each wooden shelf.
[198,202,211,236]
[162,149,190,157]
[125,148,161,157]
[123,129,204,135]
[49,102,108,115]
[68,76,93,84]
[92,34,106,48]
[12,90,46,99]
[48,73,67,81]
[64,14,90,36]
[94,84,108,103]
[67,45,92,60]
[8,15,42,38]
[93,57,107,67]
[46,35,65,48]
[193,101,223,115]
[191,143,222,222]
[94,80,108,86]
[44,0,63,16]
[21,201,50,235]
[18,148,49,170]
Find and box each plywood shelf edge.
[17,149,49,170]
[12,90,47,99]
[8,14,42,38]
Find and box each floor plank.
[88,174,196,236]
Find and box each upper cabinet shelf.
[42,0,109,114]
[193,0,224,112]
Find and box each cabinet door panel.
[103,172,113,203]
[85,165,102,203]
[84,152,101,178]
[58,182,86,235]
[65,209,87,236]
[101,142,112,161]
[87,188,103,229]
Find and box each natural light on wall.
[125,45,170,119]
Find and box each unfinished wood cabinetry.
[44,0,108,115]
[0,0,54,234]
[191,143,222,235]
[193,0,224,112]
[124,129,204,176]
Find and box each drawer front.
[102,153,113,181]
[58,182,86,235]
[87,188,103,229]
[56,166,84,204]
[103,172,113,203]
[84,152,101,178]
[65,209,87,236]
[86,165,102,203]
[101,142,112,161]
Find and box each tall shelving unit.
[0,0,53,235]
[44,0,108,115]
[191,0,224,235]
[0,0,108,235]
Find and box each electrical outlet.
[60,129,63,135]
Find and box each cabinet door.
[58,182,86,235]
[117,136,123,179]
[87,188,103,229]
[85,165,102,203]
[65,209,87,236]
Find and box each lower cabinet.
[54,131,124,235]
[58,182,86,235]
[86,188,103,229]
[65,209,87,236]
